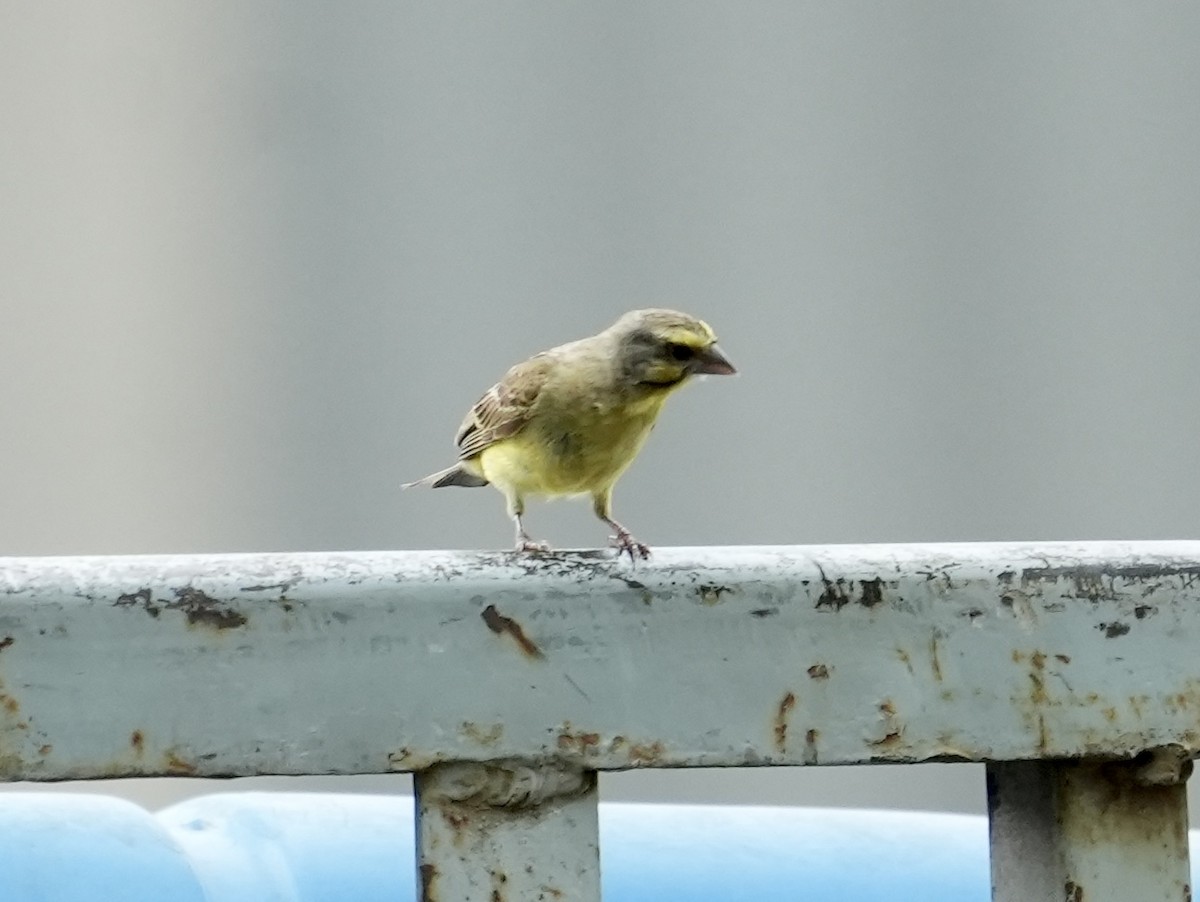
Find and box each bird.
[404,308,736,559]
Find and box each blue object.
[0,794,206,902]
[0,791,1190,900]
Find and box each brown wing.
[454,353,554,461]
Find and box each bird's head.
[611,308,737,389]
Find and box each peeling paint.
[696,584,732,605]
[859,578,884,607]
[114,586,247,630]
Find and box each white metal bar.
[415,761,600,901]
[1,542,1200,779]
[988,759,1191,902]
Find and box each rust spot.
[859,578,884,607]
[419,862,437,901]
[489,868,508,902]
[557,726,601,754]
[539,887,565,899]
[896,648,914,674]
[460,721,504,745]
[807,664,829,680]
[1036,713,1049,754]
[697,584,731,605]
[441,808,471,847]
[0,695,17,715]
[164,750,196,775]
[38,744,52,756]
[1029,652,1048,704]
[804,728,819,764]
[774,691,796,752]
[1064,879,1083,902]
[1098,621,1130,638]
[1055,654,1071,664]
[930,635,943,682]
[628,740,665,765]
[0,636,13,653]
[481,605,544,659]
[131,730,145,754]
[870,699,904,748]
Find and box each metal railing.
[1,542,1196,901]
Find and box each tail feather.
[403,464,489,489]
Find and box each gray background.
[2,2,1198,816]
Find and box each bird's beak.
[693,343,737,375]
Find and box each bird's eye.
[668,343,694,362]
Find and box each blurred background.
[2,2,1198,816]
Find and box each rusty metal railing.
[1,542,1196,900]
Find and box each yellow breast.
[478,397,666,498]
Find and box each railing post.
[988,752,1192,902]
[414,760,600,902]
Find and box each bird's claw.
[517,539,553,554]
[610,531,651,561]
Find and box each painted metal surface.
[989,760,1191,902]
[2,541,1200,779]
[416,761,600,901]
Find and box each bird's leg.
[509,498,551,553]
[592,490,650,561]
[604,518,651,561]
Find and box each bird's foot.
[516,539,553,554]
[609,530,651,561]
